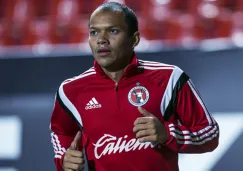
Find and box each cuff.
[162,122,172,145]
[56,155,65,171]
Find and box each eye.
[110,29,119,35]
[90,30,98,36]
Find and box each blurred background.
[0,0,243,171]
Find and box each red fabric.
[50,53,219,171]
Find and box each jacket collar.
[94,53,140,80]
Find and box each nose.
[97,32,109,45]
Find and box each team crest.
[128,85,149,106]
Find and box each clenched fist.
[133,107,168,145]
[63,131,85,171]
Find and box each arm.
[162,71,219,153]
[50,91,82,171]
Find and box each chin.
[98,62,113,69]
[96,58,114,68]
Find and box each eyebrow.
[89,25,119,30]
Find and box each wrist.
[161,122,170,144]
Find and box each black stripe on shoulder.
[56,90,82,128]
[163,72,189,121]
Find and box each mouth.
[97,48,111,57]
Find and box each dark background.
[0,49,242,171]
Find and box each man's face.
[89,10,134,71]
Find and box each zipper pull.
[115,82,118,91]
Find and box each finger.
[70,131,82,150]
[139,135,157,143]
[133,123,153,133]
[134,117,151,125]
[136,129,156,139]
[64,155,85,165]
[67,150,83,158]
[138,106,154,117]
[64,162,81,170]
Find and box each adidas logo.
[85,97,102,110]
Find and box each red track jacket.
[50,54,219,171]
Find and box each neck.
[102,67,126,83]
[100,52,134,82]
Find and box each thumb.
[138,106,153,117]
[70,131,82,150]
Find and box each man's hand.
[133,107,168,144]
[63,131,84,171]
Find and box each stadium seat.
[23,0,55,45]
[139,0,185,44]
[0,0,31,45]
[80,0,104,16]
[0,22,6,46]
[0,0,4,20]
[170,0,190,12]
[0,0,240,47]
[196,0,233,39]
[139,0,168,40]
[231,12,243,42]
[0,0,6,45]
[11,0,31,45]
[54,0,89,43]
[125,0,143,14]
[24,20,54,45]
[219,0,239,12]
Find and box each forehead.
[89,10,127,28]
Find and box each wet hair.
[92,2,138,36]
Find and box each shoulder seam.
[62,67,96,85]
[138,59,175,67]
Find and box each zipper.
[115,82,119,108]
[115,82,118,91]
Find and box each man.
[50,2,219,171]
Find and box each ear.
[132,31,140,49]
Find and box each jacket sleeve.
[162,67,219,153]
[50,90,82,171]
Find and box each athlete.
[50,2,219,171]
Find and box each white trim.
[139,59,171,65]
[138,59,161,64]
[51,138,58,151]
[169,125,218,141]
[160,67,183,116]
[55,155,62,159]
[139,59,174,67]
[83,68,95,74]
[69,72,96,82]
[51,132,66,158]
[141,63,174,67]
[187,80,213,125]
[59,72,96,126]
[169,124,214,136]
[59,85,83,126]
[142,66,174,70]
[164,77,219,145]
[51,133,66,153]
[170,131,219,145]
[140,63,174,67]
[64,71,96,84]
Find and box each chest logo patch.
[128,86,149,106]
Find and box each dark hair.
[93,2,138,36]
